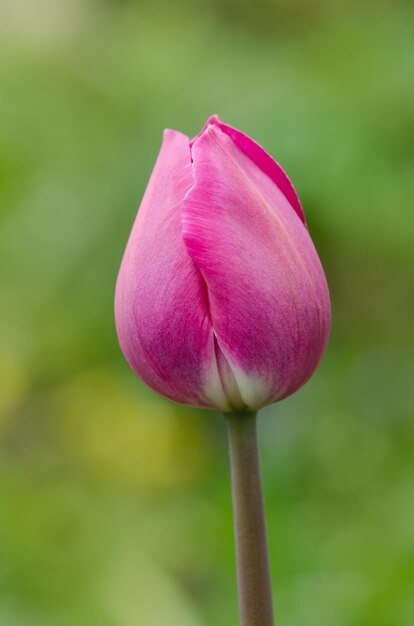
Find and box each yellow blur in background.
[0,0,413,624]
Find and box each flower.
[115,116,330,412]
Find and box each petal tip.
[206,113,221,124]
[162,128,190,145]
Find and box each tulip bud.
[115,116,330,412]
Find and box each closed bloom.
[115,116,330,412]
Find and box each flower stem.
[225,411,275,626]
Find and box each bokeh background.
[1,0,413,624]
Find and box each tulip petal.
[192,115,305,224]
[115,130,231,410]
[183,125,330,409]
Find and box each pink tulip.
[115,115,330,412]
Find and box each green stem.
[225,411,275,626]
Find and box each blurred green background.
[1,0,413,624]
